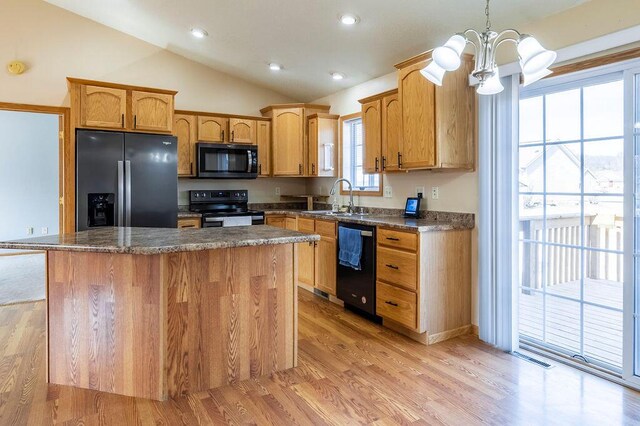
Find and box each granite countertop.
[0,226,319,255]
[177,211,202,218]
[264,210,475,232]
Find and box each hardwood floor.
[1,289,639,425]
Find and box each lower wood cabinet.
[265,216,286,228]
[177,217,201,229]
[293,217,336,296]
[375,227,472,345]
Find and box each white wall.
[0,0,294,114]
[0,110,59,241]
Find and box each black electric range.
[189,190,264,228]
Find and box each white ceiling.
[45,0,587,101]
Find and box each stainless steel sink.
[302,211,369,217]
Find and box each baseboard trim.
[471,324,479,336]
[428,325,473,345]
[382,319,428,345]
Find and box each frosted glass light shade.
[432,34,466,71]
[518,36,557,75]
[522,67,552,87]
[477,69,504,95]
[420,61,446,86]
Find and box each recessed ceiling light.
[339,14,359,25]
[331,72,345,80]
[269,63,282,71]
[190,28,208,39]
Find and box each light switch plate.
[26,227,33,235]
[384,185,393,198]
[275,187,281,196]
[431,187,439,200]
[416,186,425,197]
[41,227,48,235]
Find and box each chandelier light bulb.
[476,68,504,95]
[420,61,446,86]
[518,35,557,76]
[432,35,466,71]
[522,67,552,87]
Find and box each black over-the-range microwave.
[196,143,258,179]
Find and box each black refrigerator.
[76,130,178,231]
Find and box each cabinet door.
[298,241,316,287]
[266,216,286,228]
[398,60,436,169]
[307,117,318,176]
[198,116,229,142]
[80,85,127,129]
[362,99,382,174]
[285,217,297,230]
[315,235,337,296]
[230,118,256,144]
[272,108,304,176]
[177,218,201,228]
[256,121,271,176]
[131,91,174,133]
[381,92,402,172]
[174,114,196,176]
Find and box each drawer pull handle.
[385,301,399,307]
[385,264,399,270]
[351,293,357,298]
[386,237,400,241]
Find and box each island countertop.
[0,226,320,255]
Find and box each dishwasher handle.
[339,225,373,238]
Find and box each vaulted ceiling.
[45,0,587,101]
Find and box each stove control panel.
[189,190,248,203]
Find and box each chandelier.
[421,0,557,95]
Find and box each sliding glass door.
[518,72,626,372]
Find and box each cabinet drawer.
[376,281,417,330]
[378,228,418,252]
[177,218,201,229]
[315,219,336,238]
[297,218,315,234]
[376,246,417,291]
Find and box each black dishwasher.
[336,222,381,322]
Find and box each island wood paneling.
[164,244,295,398]
[47,251,165,400]
[46,244,297,401]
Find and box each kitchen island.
[0,226,319,400]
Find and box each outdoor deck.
[519,278,623,369]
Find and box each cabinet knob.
[134,115,137,129]
[121,113,125,128]
[312,163,315,174]
[231,130,235,142]
[375,157,379,172]
[397,152,402,168]
[382,156,386,170]
[221,130,225,141]
[299,164,303,175]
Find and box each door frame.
[0,102,71,234]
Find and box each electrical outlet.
[431,187,439,200]
[275,187,281,196]
[416,186,425,198]
[26,227,33,235]
[384,185,393,198]
[41,227,48,235]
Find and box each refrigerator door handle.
[125,160,132,227]
[117,161,124,227]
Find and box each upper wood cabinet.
[261,104,331,177]
[229,118,256,144]
[359,89,402,173]
[131,91,174,133]
[198,116,229,142]
[381,91,402,172]
[394,52,475,170]
[256,120,271,176]
[307,113,338,177]
[173,114,196,177]
[361,99,382,174]
[69,78,176,134]
[80,85,127,129]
